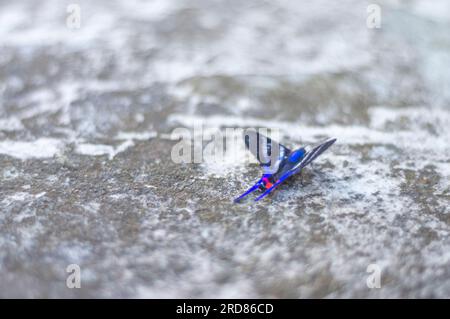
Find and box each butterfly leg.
[254,171,294,202]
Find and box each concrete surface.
[0,0,449,298]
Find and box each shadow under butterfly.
[234,130,337,202]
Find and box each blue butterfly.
[234,130,336,202]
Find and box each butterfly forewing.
[295,138,336,170]
[244,129,290,174]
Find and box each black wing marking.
[295,138,336,171]
[244,129,290,173]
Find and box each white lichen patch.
[75,140,134,160]
[0,138,63,160]
[115,131,157,141]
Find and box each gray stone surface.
[0,0,449,298]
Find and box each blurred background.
[0,0,449,298]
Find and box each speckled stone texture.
[0,0,449,298]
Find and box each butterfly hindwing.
[244,129,290,174]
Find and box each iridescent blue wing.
[244,129,290,174]
[255,138,336,202]
[294,138,336,171]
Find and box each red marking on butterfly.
[262,177,273,189]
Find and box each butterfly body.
[235,130,336,203]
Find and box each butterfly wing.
[244,129,291,174]
[294,138,336,171]
[256,138,336,201]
